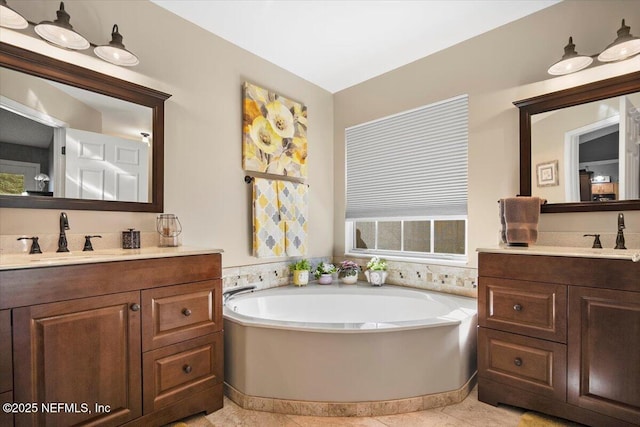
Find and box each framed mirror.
[0,42,170,212]
[515,71,640,213]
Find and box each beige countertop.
[0,246,224,270]
[478,245,640,262]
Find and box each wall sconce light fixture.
[548,19,640,76]
[34,1,89,50]
[0,0,27,29]
[0,1,140,67]
[94,25,139,66]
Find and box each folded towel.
[500,197,545,246]
[253,178,285,258]
[277,181,308,256]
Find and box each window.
[345,95,468,261]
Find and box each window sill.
[343,252,469,267]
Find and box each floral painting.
[243,82,307,178]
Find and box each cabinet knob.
[514,357,523,367]
[183,364,192,374]
[513,304,522,312]
[130,303,140,312]
[182,308,192,317]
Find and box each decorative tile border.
[333,256,478,298]
[221,256,477,298]
[224,374,476,417]
[222,257,331,291]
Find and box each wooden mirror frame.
[0,42,171,212]
[515,70,640,213]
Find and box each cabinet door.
[0,309,12,393]
[568,286,640,425]
[13,292,142,427]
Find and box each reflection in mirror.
[0,66,153,202]
[531,93,640,204]
[515,70,640,213]
[0,42,170,212]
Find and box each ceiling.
[151,0,561,93]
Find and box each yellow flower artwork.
[243,82,307,178]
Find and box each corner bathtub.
[223,283,477,407]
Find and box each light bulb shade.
[547,37,593,75]
[597,19,640,62]
[94,24,139,66]
[0,0,28,29]
[34,2,89,50]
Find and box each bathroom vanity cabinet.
[0,251,223,427]
[478,251,640,427]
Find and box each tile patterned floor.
[166,386,563,427]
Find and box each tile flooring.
[166,386,572,427]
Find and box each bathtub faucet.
[223,285,257,304]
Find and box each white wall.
[1,1,639,270]
[333,0,640,268]
[0,0,334,268]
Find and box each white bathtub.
[223,283,477,403]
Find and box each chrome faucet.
[614,212,626,250]
[57,212,70,252]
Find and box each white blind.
[345,95,468,219]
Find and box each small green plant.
[289,259,311,272]
[313,262,337,279]
[366,256,387,271]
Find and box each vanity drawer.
[143,333,222,413]
[478,327,566,401]
[479,277,567,343]
[142,280,222,351]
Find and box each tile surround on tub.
[222,257,477,298]
[224,374,476,417]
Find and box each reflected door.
[621,96,640,200]
[65,129,149,202]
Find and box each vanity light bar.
[548,19,640,76]
[0,1,139,67]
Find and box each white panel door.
[65,129,149,201]
[620,96,639,200]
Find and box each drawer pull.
[514,357,523,367]
[130,303,140,312]
[183,364,192,374]
[182,308,192,317]
[513,304,523,312]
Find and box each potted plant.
[289,259,311,286]
[313,262,337,285]
[337,260,360,284]
[364,256,388,286]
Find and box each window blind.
[345,95,468,219]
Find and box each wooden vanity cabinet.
[0,253,223,427]
[1,309,13,427]
[478,252,640,427]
